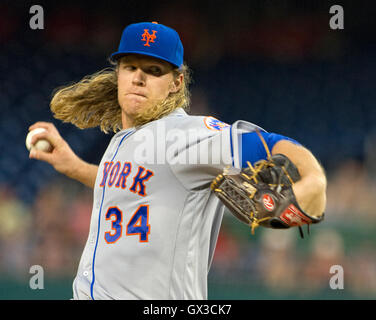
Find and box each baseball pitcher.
[28,22,326,300]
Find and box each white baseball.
[26,128,53,152]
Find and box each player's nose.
[132,68,146,86]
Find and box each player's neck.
[121,113,135,130]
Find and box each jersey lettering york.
[99,161,154,196]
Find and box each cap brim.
[110,50,181,68]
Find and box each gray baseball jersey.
[72,108,261,300]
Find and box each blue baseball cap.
[110,22,184,68]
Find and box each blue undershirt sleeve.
[240,132,301,168]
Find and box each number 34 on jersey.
[104,205,150,244]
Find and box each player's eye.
[122,64,136,71]
[147,66,162,76]
[120,61,136,71]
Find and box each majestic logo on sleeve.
[204,116,230,131]
[141,29,157,47]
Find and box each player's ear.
[169,73,183,93]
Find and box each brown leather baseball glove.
[211,132,324,238]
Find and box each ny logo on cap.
[141,29,157,47]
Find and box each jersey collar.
[114,107,188,138]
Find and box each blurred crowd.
[0,178,92,279]
[0,158,375,299]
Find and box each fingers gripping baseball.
[28,122,80,176]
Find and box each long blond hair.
[50,61,192,133]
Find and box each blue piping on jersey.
[90,131,133,300]
[229,125,234,167]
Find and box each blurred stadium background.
[1,0,376,299]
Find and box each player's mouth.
[127,92,147,98]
